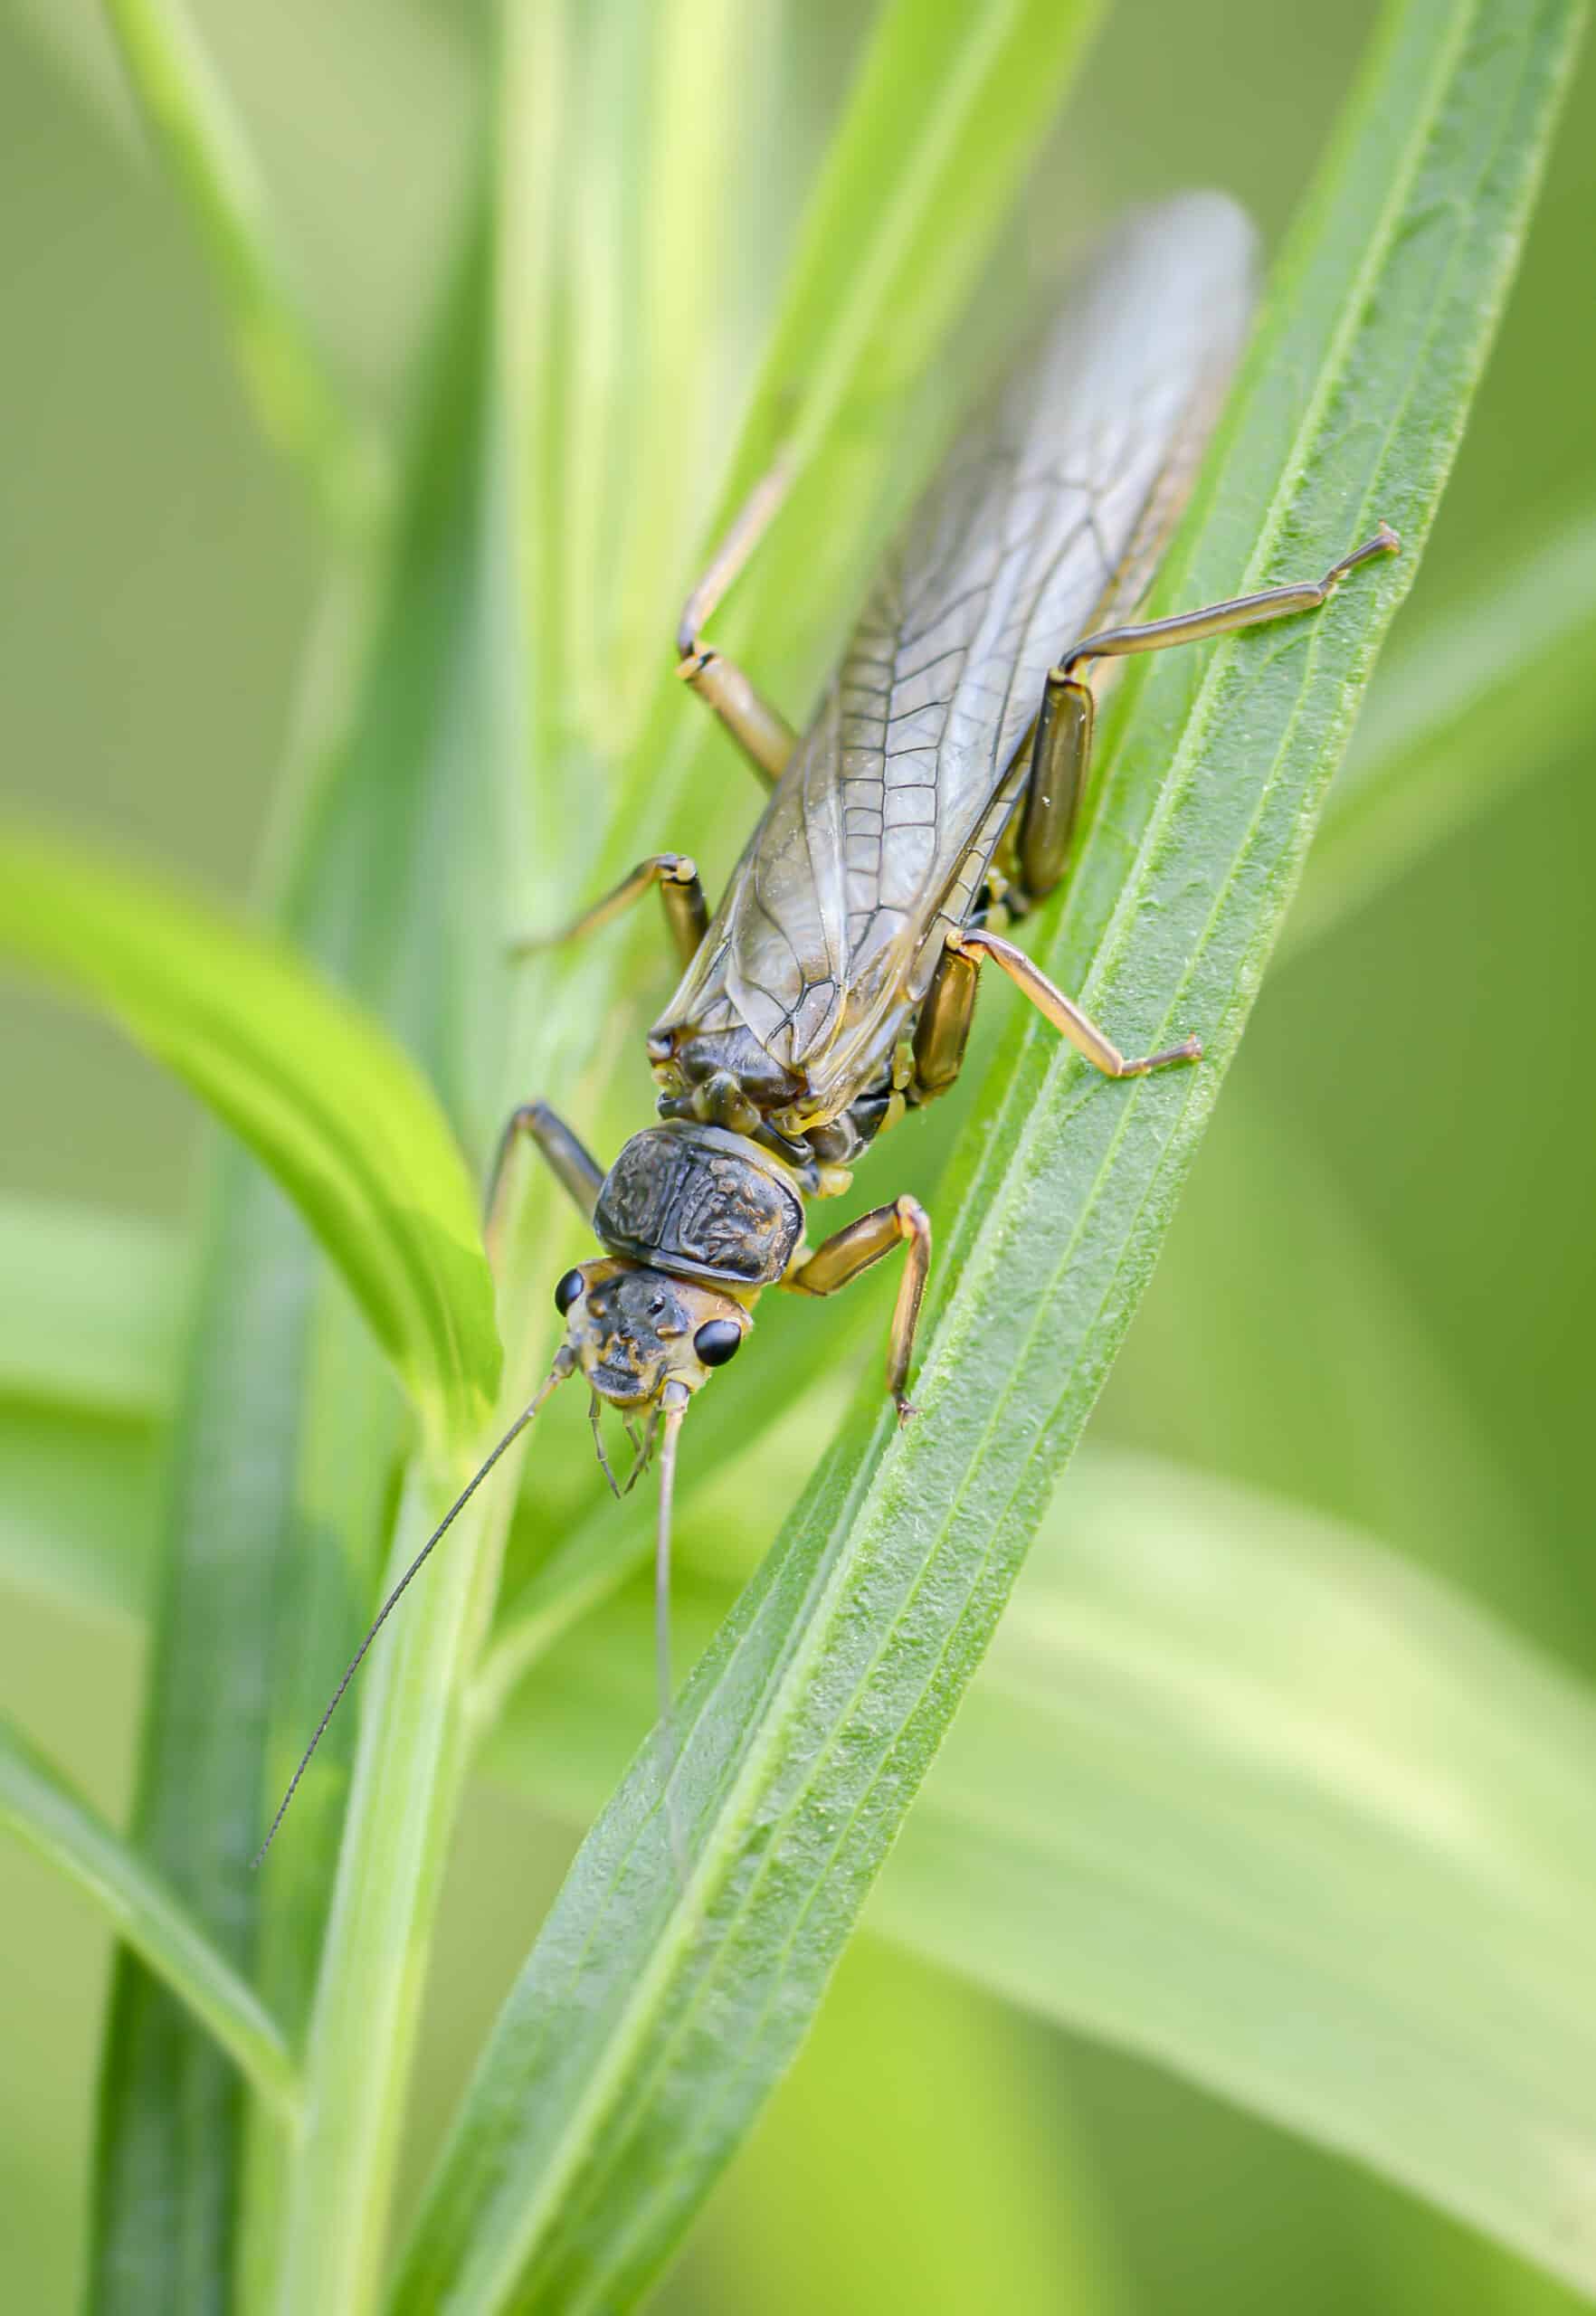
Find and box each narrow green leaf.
[594,0,1111,871]
[0,1196,182,1421]
[693,0,1109,685]
[508,0,789,765]
[1289,501,1596,954]
[89,199,515,2312]
[394,2,1583,2306]
[101,0,385,533]
[0,831,499,1456]
[484,1449,1596,2300]
[231,193,555,2316]
[91,1163,330,2313]
[0,1713,299,2120]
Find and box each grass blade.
[87,201,514,2312]
[101,0,385,532]
[689,0,1109,671]
[0,831,499,1455]
[485,1448,1596,2298]
[394,1,1583,2305]
[0,1714,299,2121]
[602,0,1110,855]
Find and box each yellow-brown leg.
[484,1100,604,1262]
[910,935,981,1101]
[1015,673,1095,902]
[676,454,799,788]
[946,926,1202,1077]
[1012,526,1400,912]
[786,1194,932,1419]
[1061,525,1399,679]
[510,853,708,971]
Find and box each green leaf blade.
[87,195,517,2313]
[483,1446,1596,2297]
[0,830,499,1453]
[394,0,1584,2305]
[102,0,385,533]
[668,0,1110,729]
[0,1713,299,2120]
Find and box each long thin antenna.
[656,1383,690,1877]
[252,1353,573,1868]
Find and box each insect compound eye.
[692,1318,743,1368]
[553,1268,585,1315]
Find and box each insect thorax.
[648,1020,896,1183]
[593,1122,805,1289]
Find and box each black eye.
[554,1268,584,1315]
[693,1318,743,1368]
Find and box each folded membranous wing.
[657,193,1258,1124]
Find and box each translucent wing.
[658,193,1258,1121]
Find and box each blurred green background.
[4,2,1594,2310]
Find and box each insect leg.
[1011,527,1401,906]
[1015,673,1094,902]
[786,1195,932,1419]
[910,935,981,1101]
[510,854,708,971]
[676,453,798,789]
[1061,523,1400,679]
[484,1100,604,1262]
[945,926,1202,1077]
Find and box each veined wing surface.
[658,193,1258,1121]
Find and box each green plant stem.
[87,195,507,2312]
[0,1715,299,2121]
[271,1468,497,2302]
[271,1195,556,2316]
[101,0,387,536]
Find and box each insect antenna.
[252,1351,574,1869]
[656,1381,690,1876]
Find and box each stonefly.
[256,192,1394,1867]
